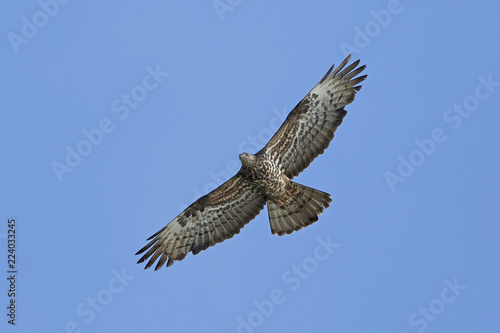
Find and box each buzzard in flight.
[137,55,367,270]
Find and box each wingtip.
[356,74,368,83]
[137,256,146,264]
[144,260,155,270]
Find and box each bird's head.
[239,152,256,167]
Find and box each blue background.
[1,1,499,332]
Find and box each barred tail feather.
[267,182,332,236]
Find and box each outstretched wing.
[136,173,266,270]
[257,54,367,179]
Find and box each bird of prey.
[136,55,367,270]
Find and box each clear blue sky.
[1,1,499,332]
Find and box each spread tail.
[267,182,332,236]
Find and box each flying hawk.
[137,55,367,270]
